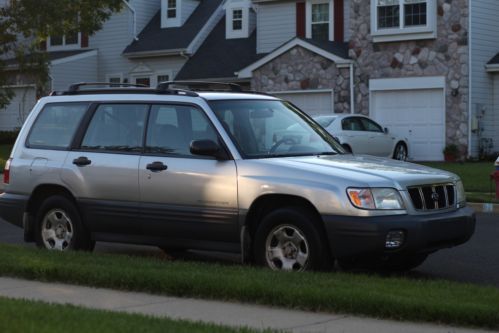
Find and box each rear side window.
[27,103,89,149]
[81,104,148,153]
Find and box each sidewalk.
[0,277,490,333]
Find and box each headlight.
[456,180,466,205]
[347,188,405,210]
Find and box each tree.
[0,0,123,108]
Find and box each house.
[2,0,499,161]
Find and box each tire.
[254,208,330,271]
[35,195,94,251]
[393,142,408,161]
[341,144,352,153]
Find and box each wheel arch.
[393,140,409,159]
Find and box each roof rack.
[68,82,147,93]
[157,81,243,93]
[50,82,199,97]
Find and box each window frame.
[371,0,436,43]
[167,0,177,19]
[305,0,334,41]
[232,8,243,31]
[47,33,81,51]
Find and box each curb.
[468,202,499,214]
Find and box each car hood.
[243,154,459,190]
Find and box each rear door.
[340,117,368,153]
[62,103,148,235]
[138,104,239,248]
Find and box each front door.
[138,104,239,248]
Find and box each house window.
[371,0,435,42]
[311,2,329,41]
[135,77,151,87]
[157,74,170,84]
[167,0,176,19]
[49,33,79,48]
[109,77,121,87]
[232,9,243,31]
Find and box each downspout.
[467,1,472,158]
[122,0,138,41]
[349,62,355,114]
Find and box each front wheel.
[254,208,330,271]
[35,195,94,251]
[393,142,408,161]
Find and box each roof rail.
[50,82,199,97]
[157,81,243,93]
[67,82,147,93]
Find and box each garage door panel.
[372,88,445,161]
[272,91,333,116]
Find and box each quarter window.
[81,104,148,153]
[27,103,89,149]
[311,3,329,41]
[341,117,364,131]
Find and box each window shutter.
[296,2,305,38]
[39,40,47,51]
[81,33,89,48]
[334,0,344,42]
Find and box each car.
[0,82,475,272]
[313,114,409,161]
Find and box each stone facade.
[251,46,352,114]
[349,0,470,153]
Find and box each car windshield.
[209,100,343,158]
[314,116,337,128]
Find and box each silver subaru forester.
[0,82,475,272]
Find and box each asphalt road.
[0,214,498,288]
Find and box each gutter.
[123,48,188,58]
[349,63,355,114]
[122,0,138,41]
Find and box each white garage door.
[371,88,445,161]
[0,86,36,131]
[272,90,333,116]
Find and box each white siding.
[50,54,98,91]
[132,0,161,33]
[249,8,257,36]
[0,86,36,131]
[344,0,350,41]
[181,0,199,25]
[129,56,187,84]
[470,1,499,155]
[257,2,296,54]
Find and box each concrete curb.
[468,202,499,214]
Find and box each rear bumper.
[323,206,476,259]
[0,192,28,228]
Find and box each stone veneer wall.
[251,46,352,114]
[349,0,469,153]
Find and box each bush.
[0,131,19,144]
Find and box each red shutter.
[296,2,305,38]
[334,0,344,42]
[81,33,89,48]
[39,40,47,51]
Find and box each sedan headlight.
[456,180,466,205]
[347,188,405,210]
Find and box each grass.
[0,244,498,330]
[0,296,272,333]
[466,192,499,204]
[0,144,12,171]
[420,162,495,193]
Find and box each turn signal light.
[3,158,12,184]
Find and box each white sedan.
[314,114,409,161]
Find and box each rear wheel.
[393,142,408,161]
[254,208,330,271]
[35,195,94,251]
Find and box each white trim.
[370,0,437,43]
[122,0,137,40]
[152,70,174,87]
[105,73,123,83]
[237,38,351,78]
[369,76,445,91]
[187,4,225,54]
[47,33,82,51]
[225,0,252,39]
[468,2,472,158]
[485,64,499,73]
[50,50,98,66]
[162,0,181,28]
[305,0,334,41]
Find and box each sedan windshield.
[209,100,343,158]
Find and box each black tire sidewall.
[254,208,328,271]
[35,195,92,251]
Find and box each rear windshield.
[209,100,342,159]
[27,103,89,149]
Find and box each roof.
[3,49,96,68]
[123,0,223,56]
[487,52,499,65]
[176,17,263,80]
[300,38,349,59]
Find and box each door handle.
[73,156,91,167]
[146,161,168,172]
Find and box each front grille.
[408,184,456,211]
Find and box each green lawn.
[420,162,495,193]
[0,297,272,333]
[0,144,12,170]
[0,243,498,330]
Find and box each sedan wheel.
[394,143,408,161]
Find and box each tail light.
[3,158,12,184]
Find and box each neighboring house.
[2,0,499,161]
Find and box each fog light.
[385,230,405,249]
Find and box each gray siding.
[257,1,296,54]
[132,0,161,33]
[181,0,199,25]
[470,0,499,155]
[249,8,256,36]
[344,0,350,41]
[137,56,187,79]
[50,54,98,91]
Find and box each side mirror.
[384,127,389,134]
[190,139,228,160]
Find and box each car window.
[81,104,148,152]
[341,117,364,131]
[145,104,218,157]
[314,116,337,128]
[27,103,89,149]
[360,118,383,132]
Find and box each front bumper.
[0,192,28,228]
[323,206,476,259]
